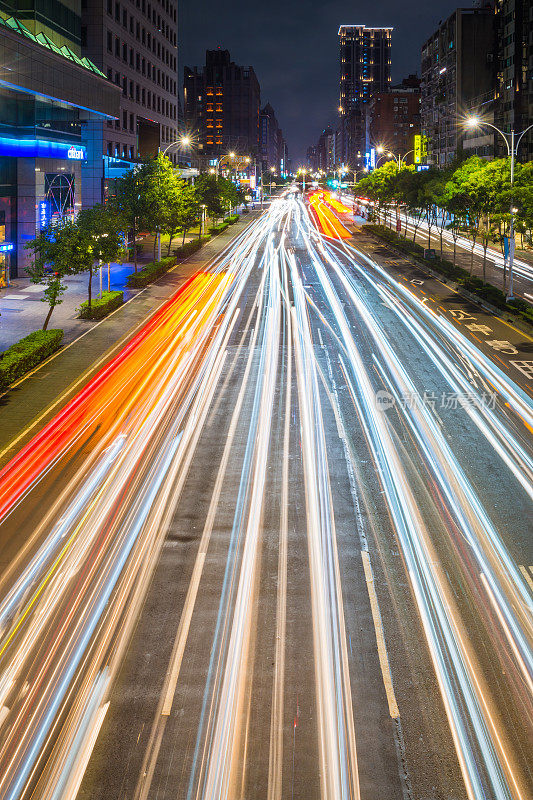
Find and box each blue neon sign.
[0,242,14,253]
[39,200,51,229]
[0,137,87,161]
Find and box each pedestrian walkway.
[0,223,242,350]
[358,214,533,302]
[0,209,262,467]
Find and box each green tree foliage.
[111,162,151,271]
[355,156,533,291]
[25,218,80,330]
[161,179,201,252]
[76,204,125,308]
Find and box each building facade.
[338,24,392,168]
[367,75,421,161]
[421,7,495,166]
[0,3,120,279]
[494,0,533,161]
[317,126,335,173]
[184,49,261,166]
[260,103,287,175]
[81,0,179,206]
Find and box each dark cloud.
[180,0,459,163]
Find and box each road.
[351,202,533,301]
[0,192,531,800]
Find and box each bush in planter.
[127,258,176,288]
[0,329,63,390]
[78,291,124,320]
[224,214,239,224]
[208,222,229,235]
[173,235,212,259]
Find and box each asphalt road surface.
[0,193,531,800]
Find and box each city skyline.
[180,0,461,162]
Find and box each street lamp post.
[375,153,393,168]
[215,152,236,179]
[466,116,533,299]
[156,136,191,261]
[260,166,276,206]
[390,149,415,168]
[298,168,308,192]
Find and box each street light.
[160,135,192,156]
[260,166,276,206]
[298,168,308,192]
[375,153,393,168]
[386,149,416,168]
[465,115,533,299]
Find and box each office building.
[494,0,533,161]
[260,103,287,174]
[317,126,336,173]
[0,3,120,279]
[81,0,179,206]
[184,49,261,165]
[421,7,495,165]
[368,75,421,161]
[338,24,392,167]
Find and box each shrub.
[208,222,229,235]
[0,329,63,391]
[78,290,124,320]
[224,214,239,224]
[173,235,212,259]
[127,258,175,288]
[365,223,533,327]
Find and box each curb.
[361,229,533,337]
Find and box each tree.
[195,174,241,222]
[141,153,182,259]
[161,180,200,252]
[24,218,81,329]
[76,204,125,309]
[112,163,150,272]
[396,168,429,243]
[355,162,398,225]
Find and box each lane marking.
[519,566,533,595]
[361,551,400,719]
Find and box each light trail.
[0,191,530,800]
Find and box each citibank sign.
[0,137,87,161]
[67,146,85,160]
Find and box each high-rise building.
[494,0,533,161]
[317,126,335,173]
[367,75,421,161]
[183,49,261,165]
[0,1,120,279]
[81,0,179,206]
[338,25,392,167]
[421,7,495,166]
[260,103,287,174]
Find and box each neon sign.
[0,137,86,161]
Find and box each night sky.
[180,0,459,164]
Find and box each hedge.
[365,224,533,326]
[127,257,175,288]
[78,290,124,320]
[208,222,229,235]
[0,329,63,392]
[173,235,212,260]
[224,214,239,224]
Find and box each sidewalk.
[370,214,533,301]
[0,209,262,467]
[0,223,242,351]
